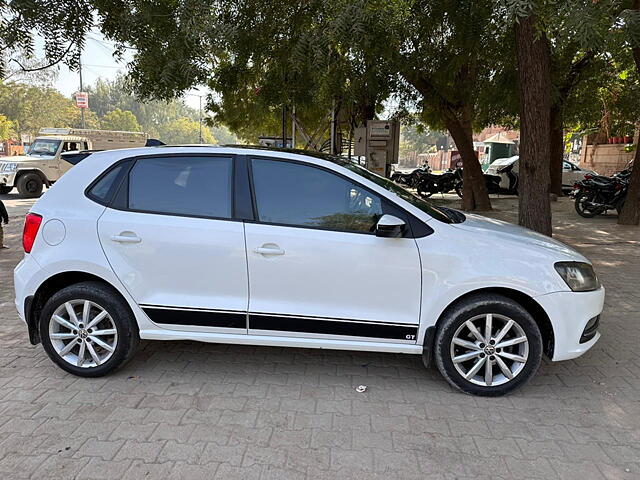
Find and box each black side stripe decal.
[249,314,418,340]
[143,307,246,329]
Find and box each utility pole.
[330,101,335,155]
[199,95,203,143]
[291,106,296,149]
[282,105,287,148]
[79,56,86,129]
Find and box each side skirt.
[139,328,423,355]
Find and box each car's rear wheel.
[434,294,542,396]
[39,281,139,377]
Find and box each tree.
[0,114,16,141]
[618,0,640,225]
[94,0,497,210]
[0,0,92,78]
[85,76,237,143]
[0,81,98,136]
[100,109,141,132]
[514,9,553,235]
[156,117,216,145]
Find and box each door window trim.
[246,155,431,238]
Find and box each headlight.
[554,262,600,292]
[0,162,17,173]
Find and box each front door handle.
[254,244,285,256]
[111,232,141,244]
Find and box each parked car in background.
[486,156,597,193]
[14,146,604,396]
[0,128,148,197]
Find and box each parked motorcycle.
[454,163,519,198]
[415,168,463,197]
[391,165,431,188]
[573,170,630,218]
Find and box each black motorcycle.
[415,168,463,197]
[573,170,630,218]
[454,163,519,198]
[391,165,431,188]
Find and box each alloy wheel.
[48,300,118,368]
[450,313,529,387]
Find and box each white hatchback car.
[14,146,604,396]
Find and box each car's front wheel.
[39,281,139,377]
[434,294,542,396]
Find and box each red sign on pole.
[75,92,89,109]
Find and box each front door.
[97,154,249,333]
[245,157,422,343]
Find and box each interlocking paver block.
[0,194,639,479]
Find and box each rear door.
[97,154,249,333]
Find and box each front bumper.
[535,287,605,361]
[1,171,17,188]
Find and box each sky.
[49,30,205,111]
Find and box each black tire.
[616,198,625,216]
[39,281,139,377]
[16,172,44,197]
[574,191,601,218]
[0,185,12,194]
[454,182,463,198]
[434,294,542,396]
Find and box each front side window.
[251,158,383,233]
[128,156,233,218]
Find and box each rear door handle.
[254,245,285,255]
[111,233,141,244]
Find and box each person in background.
[0,198,8,248]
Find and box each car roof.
[88,144,351,169]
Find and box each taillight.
[23,213,43,253]
[585,174,592,180]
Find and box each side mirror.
[375,214,405,238]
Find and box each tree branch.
[9,41,76,73]
[558,51,595,102]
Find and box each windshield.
[340,161,464,224]
[28,139,61,156]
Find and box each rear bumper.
[14,254,46,322]
[535,287,605,361]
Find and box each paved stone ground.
[0,191,639,480]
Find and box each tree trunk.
[446,118,492,211]
[549,106,564,196]
[618,136,640,225]
[618,0,640,225]
[515,15,552,236]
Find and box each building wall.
[580,143,634,176]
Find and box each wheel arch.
[26,270,133,345]
[422,287,554,367]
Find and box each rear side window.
[251,158,383,233]
[128,156,233,218]
[87,161,131,205]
